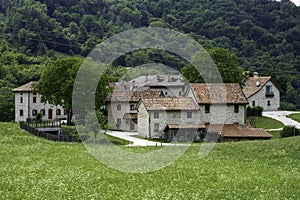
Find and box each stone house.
[12,81,67,122]
[242,72,280,111]
[187,83,249,124]
[136,97,201,138]
[106,89,164,131]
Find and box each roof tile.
[190,83,248,104]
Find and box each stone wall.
[247,80,280,111]
[107,101,138,131]
[137,102,149,137]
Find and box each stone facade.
[107,101,137,131]
[246,80,280,111]
[187,83,248,125]
[197,104,246,124]
[242,73,280,111]
[13,82,66,122]
[106,90,163,131]
[137,97,200,138]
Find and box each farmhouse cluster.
[13,72,280,142]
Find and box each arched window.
[56,109,61,115]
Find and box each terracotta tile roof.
[106,89,163,102]
[242,76,271,98]
[206,124,272,138]
[142,97,199,111]
[165,124,206,130]
[123,113,138,119]
[12,81,37,92]
[190,83,248,104]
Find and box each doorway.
[48,109,53,119]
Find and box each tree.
[36,57,83,125]
[181,47,245,84]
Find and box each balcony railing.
[265,92,274,97]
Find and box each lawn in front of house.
[250,116,284,129]
[1,122,300,199]
[267,130,281,139]
[288,113,300,123]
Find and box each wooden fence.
[20,121,78,142]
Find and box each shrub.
[280,102,296,111]
[246,106,263,117]
[281,126,299,138]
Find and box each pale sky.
[276,0,300,6]
[291,0,300,6]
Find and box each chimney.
[253,72,260,87]
[253,72,259,78]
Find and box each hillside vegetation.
[1,0,300,121]
[1,122,300,199]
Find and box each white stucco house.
[242,72,280,111]
[12,81,67,122]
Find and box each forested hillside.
[0,0,300,121]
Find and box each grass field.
[267,130,282,139]
[288,113,300,123]
[252,116,284,129]
[1,122,300,199]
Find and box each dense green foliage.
[1,0,300,121]
[246,106,263,117]
[1,122,300,199]
[182,47,245,83]
[36,57,83,125]
[281,125,299,137]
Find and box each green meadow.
[1,122,300,199]
[288,113,300,123]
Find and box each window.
[205,105,210,113]
[266,85,274,97]
[56,109,61,115]
[187,111,192,118]
[179,91,182,96]
[252,101,255,106]
[267,100,271,106]
[117,118,121,126]
[40,109,45,116]
[117,104,121,111]
[64,110,67,115]
[154,112,159,119]
[32,109,37,116]
[154,123,159,132]
[33,96,37,103]
[266,85,272,93]
[130,104,135,111]
[234,105,239,113]
[20,97,23,103]
[20,110,24,116]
